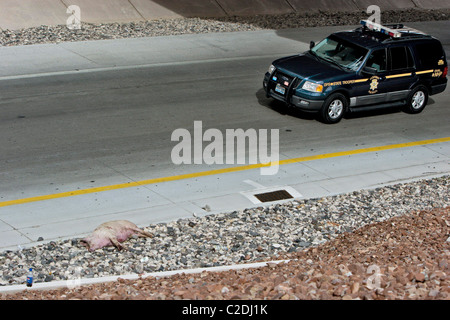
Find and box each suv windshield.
[311,35,368,71]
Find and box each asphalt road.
[0,22,449,249]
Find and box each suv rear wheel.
[405,85,428,114]
[320,93,347,124]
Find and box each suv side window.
[365,49,387,72]
[389,46,414,70]
[415,42,444,69]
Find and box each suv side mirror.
[310,41,315,50]
[362,66,378,75]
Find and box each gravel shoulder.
[0,176,448,300]
[1,8,449,47]
[1,206,448,300]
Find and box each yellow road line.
[1,137,449,208]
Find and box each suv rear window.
[390,46,414,70]
[415,42,444,69]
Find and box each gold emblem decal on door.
[369,76,379,94]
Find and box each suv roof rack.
[359,20,430,42]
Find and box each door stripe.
[415,69,434,75]
[386,73,412,79]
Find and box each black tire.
[320,93,347,124]
[405,85,428,114]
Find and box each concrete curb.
[0,259,291,295]
[1,0,449,30]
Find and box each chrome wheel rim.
[328,99,343,119]
[412,91,425,110]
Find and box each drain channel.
[254,190,293,203]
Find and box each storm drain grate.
[254,190,293,203]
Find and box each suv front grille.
[269,70,298,100]
[272,71,294,87]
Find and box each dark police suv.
[263,20,448,123]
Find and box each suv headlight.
[302,81,323,93]
[268,64,276,74]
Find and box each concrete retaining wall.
[0,0,68,30]
[131,0,227,19]
[287,0,360,12]
[60,0,144,23]
[413,0,450,9]
[216,0,293,16]
[353,0,417,10]
[0,0,448,30]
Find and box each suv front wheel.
[320,93,347,124]
[405,85,428,114]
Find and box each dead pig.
[80,220,153,252]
